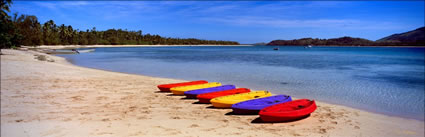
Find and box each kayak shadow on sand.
[192,101,209,104]
[250,114,311,124]
[206,106,229,109]
[166,94,183,96]
[225,111,258,116]
[154,91,170,93]
[180,97,197,100]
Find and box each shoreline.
[263,45,425,48]
[1,49,424,137]
[18,44,425,50]
[24,44,253,50]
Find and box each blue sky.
[10,1,425,44]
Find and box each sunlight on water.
[60,46,425,120]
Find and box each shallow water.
[59,46,425,120]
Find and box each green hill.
[267,37,374,46]
[377,27,425,45]
[267,27,425,46]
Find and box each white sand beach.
[1,49,423,137]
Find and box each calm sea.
[59,46,425,120]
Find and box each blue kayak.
[231,95,292,114]
[184,85,236,99]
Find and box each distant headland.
[266,27,425,46]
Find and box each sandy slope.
[1,49,423,137]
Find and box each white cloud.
[33,1,89,9]
[25,1,406,30]
[200,16,400,30]
[33,2,57,10]
[59,1,90,6]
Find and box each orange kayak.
[157,80,208,92]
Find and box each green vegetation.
[0,1,238,49]
[377,27,425,46]
[267,37,375,46]
[1,0,23,49]
[267,27,425,46]
[252,42,267,46]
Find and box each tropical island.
[267,27,425,46]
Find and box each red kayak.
[197,88,250,103]
[259,99,317,122]
[157,80,208,92]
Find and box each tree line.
[267,37,375,46]
[0,1,239,49]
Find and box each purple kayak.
[184,85,236,99]
[231,95,292,115]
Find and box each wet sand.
[1,49,423,137]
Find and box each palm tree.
[1,0,12,20]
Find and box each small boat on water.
[184,85,236,99]
[40,48,95,54]
[273,47,279,50]
[77,49,95,53]
[41,49,78,54]
[210,91,272,108]
[197,88,251,103]
[157,80,208,92]
[231,95,292,115]
[170,82,222,95]
[259,99,317,122]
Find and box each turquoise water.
[59,46,425,120]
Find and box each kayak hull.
[231,95,292,115]
[157,80,208,92]
[211,91,272,108]
[170,82,222,95]
[259,115,311,122]
[185,94,198,99]
[259,99,317,122]
[198,98,213,104]
[197,88,251,103]
[211,101,233,108]
[184,85,236,99]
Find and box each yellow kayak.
[210,91,272,108]
[170,82,222,95]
